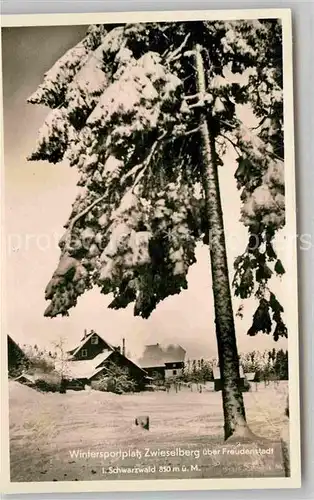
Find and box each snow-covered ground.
[9,380,289,482]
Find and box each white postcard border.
[0,7,300,494]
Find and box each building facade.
[138,343,186,380]
[59,330,148,390]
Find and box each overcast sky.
[2,24,289,360]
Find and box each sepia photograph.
[1,9,300,494]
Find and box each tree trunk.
[195,44,250,440]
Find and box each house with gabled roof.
[67,329,116,361]
[7,335,29,377]
[56,330,148,389]
[137,343,186,380]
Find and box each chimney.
[122,338,125,356]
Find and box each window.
[91,336,99,345]
[173,370,177,375]
[81,349,88,358]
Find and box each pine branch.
[188,101,206,110]
[121,161,150,184]
[218,118,237,130]
[250,116,267,130]
[131,132,166,191]
[219,118,284,162]
[63,132,167,248]
[179,126,201,137]
[183,93,200,101]
[167,33,191,62]
[119,131,167,192]
[64,192,108,246]
[120,139,160,184]
[219,133,241,155]
[184,91,211,110]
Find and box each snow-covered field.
[9,381,289,482]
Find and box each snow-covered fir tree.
[28,20,286,439]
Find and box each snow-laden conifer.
[28,20,286,439]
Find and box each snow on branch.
[121,132,167,188]
[27,108,73,163]
[63,193,109,250]
[27,26,108,108]
[166,33,191,62]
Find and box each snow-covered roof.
[67,362,105,380]
[140,361,166,369]
[67,331,115,357]
[121,354,147,373]
[55,349,112,380]
[8,335,28,357]
[63,329,148,378]
[138,343,186,368]
[15,373,35,383]
[163,344,186,363]
[67,332,93,354]
[90,350,113,369]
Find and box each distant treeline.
[152,349,288,385]
[12,343,288,384]
[9,344,56,378]
[240,348,288,381]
